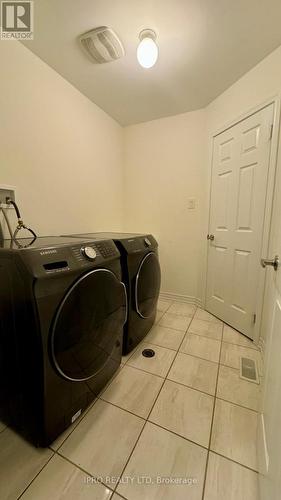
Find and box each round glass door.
[135,252,161,318]
[50,269,126,381]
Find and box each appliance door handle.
[260,255,280,271]
[121,282,128,325]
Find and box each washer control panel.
[71,240,119,265]
[82,246,97,261]
[94,240,118,259]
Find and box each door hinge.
[269,124,274,141]
[253,313,257,324]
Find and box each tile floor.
[0,300,261,500]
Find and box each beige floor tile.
[97,365,125,398]
[21,454,112,500]
[223,325,259,350]
[145,324,185,350]
[217,365,261,411]
[220,343,262,373]
[0,428,53,500]
[117,422,207,500]
[149,380,214,447]
[127,342,176,377]
[59,400,143,481]
[167,302,196,317]
[50,400,97,451]
[204,452,258,500]
[211,399,258,470]
[155,310,164,324]
[168,353,218,396]
[188,319,223,340]
[122,345,139,364]
[102,365,163,418]
[194,309,222,324]
[157,299,172,312]
[180,333,221,363]
[159,312,192,331]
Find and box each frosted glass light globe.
[137,36,158,68]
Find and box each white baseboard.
[258,413,269,476]
[159,291,202,308]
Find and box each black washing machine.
[64,233,161,354]
[0,236,126,446]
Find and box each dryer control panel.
[117,234,158,254]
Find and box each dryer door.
[50,269,127,382]
[135,252,161,319]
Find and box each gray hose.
[0,207,14,239]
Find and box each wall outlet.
[0,185,16,208]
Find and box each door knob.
[207,234,215,241]
[261,255,280,271]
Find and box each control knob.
[144,237,151,247]
[81,246,97,261]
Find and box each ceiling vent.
[79,27,125,64]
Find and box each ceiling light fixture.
[137,29,158,69]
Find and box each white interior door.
[259,119,281,499]
[206,104,274,339]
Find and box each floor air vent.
[240,357,259,384]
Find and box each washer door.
[135,252,161,319]
[51,269,127,382]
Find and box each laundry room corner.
[123,110,208,306]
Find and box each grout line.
[51,397,99,452]
[111,306,198,495]
[157,323,192,333]
[110,490,128,500]
[177,348,221,365]
[201,322,224,500]
[215,396,259,414]
[54,451,116,495]
[97,364,126,398]
[166,376,216,397]
[17,451,55,499]
[185,330,222,343]
[170,348,220,366]
[146,420,210,450]
[138,339,181,352]
[220,360,262,377]
[222,338,260,351]
[99,398,146,421]
[210,450,259,474]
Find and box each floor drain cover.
[142,348,155,358]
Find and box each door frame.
[202,95,281,345]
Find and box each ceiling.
[23,0,281,126]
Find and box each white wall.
[123,44,281,304]
[124,110,206,303]
[0,42,124,238]
[206,44,281,132]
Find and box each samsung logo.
[40,249,57,256]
